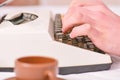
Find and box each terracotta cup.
[15,56,58,80]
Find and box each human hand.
[62,0,120,56]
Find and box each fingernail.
[70,33,75,38]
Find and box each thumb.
[70,24,91,38]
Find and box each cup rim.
[15,56,58,67]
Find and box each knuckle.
[96,11,106,19]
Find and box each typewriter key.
[78,42,84,48]
[86,42,95,51]
[55,33,63,41]
[72,39,78,46]
[84,36,91,42]
[76,36,84,42]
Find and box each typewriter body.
[0,10,112,74]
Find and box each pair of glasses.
[0,0,13,7]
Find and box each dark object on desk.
[7,13,38,25]
[0,13,38,25]
[0,14,6,24]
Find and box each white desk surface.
[0,5,120,80]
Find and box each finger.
[62,7,91,33]
[70,24,91,38]
[62,12,84,33]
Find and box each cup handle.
[46,71,56,80]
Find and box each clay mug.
[15,56,58,80]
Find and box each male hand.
[62,0,120,56]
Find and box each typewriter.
[0,10,112,75]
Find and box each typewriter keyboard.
[54,14,105,54]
